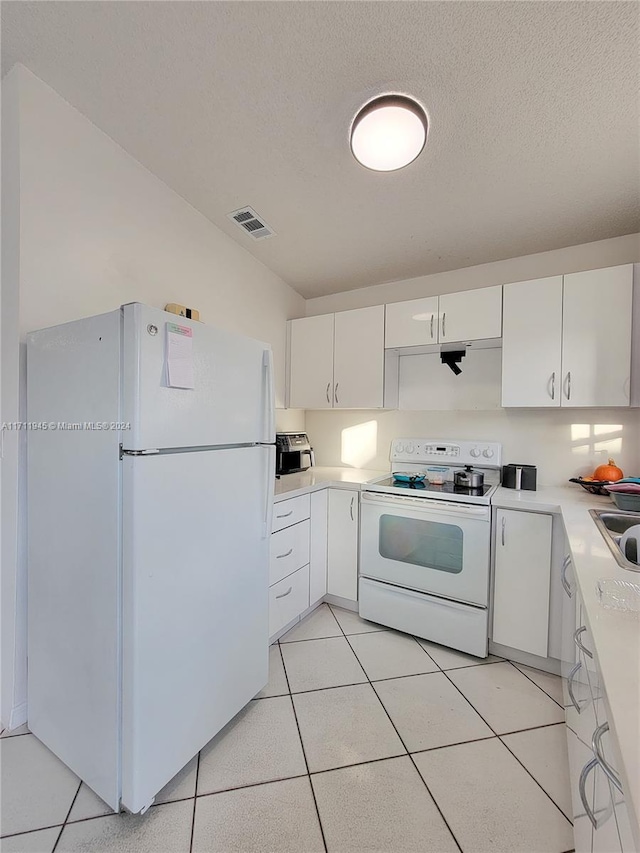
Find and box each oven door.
[360,490,491,607]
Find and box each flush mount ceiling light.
[350,94,428,172]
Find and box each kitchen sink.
[590,509,640,571]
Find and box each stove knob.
[396,442,404,453]
[405,443,415,454]
[470,447,481,458]
[483,448,494,459]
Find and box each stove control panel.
[390,439,502,468]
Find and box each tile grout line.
[498,735,574,825]
[188,750,201,852]
[328,605,465,853]
[438,666,573,825]
[51,779,82,852]
[507,659,565,709]
[277,640,329,853]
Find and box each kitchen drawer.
[270,520,310,586]
[269,565,310,639]
[272,494,311,532]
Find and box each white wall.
[305,407,640,487]
[1,65,306,728]
[306,234,640,315]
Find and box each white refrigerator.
[27,303,275,813]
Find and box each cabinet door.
[327,489,359,601]
[309,490,328,606]
[562,265,633,407]
[385,297,438,348]
[288,314,334,409]
[333,306,385,408]
[492,509,552,657]
[438,284,502,343]
[502,277,563,407]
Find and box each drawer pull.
[561,555,572,598]
[276,510,293,519]
[276,548,293,560]
[567,661,583,713]
[593,722,623,793]
[275,586,293,600]
[574,626,593,659]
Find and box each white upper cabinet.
[502,265,634,408]
[333,306,385,408]
[385,297,438,348]
[561,265,633,408]
[384,287,502,348]
[288,306,385,409]
[502,276,563,407]
[438,285,503,343]
[288,314,334,409]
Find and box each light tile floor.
[0,603,574,853]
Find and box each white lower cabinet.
[560,555,637,853]
[491,509,552,656]
[268,488,332,639]
[268,566,310,638]
[327,488,359,602]
[269,520,310,586]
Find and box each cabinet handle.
[442,312,446,338]
[501,515,506,546]
[275,586,293,599]
[567,661,583,713]
[550,371,556,400]
[350,496,355,521]
[276,510,293,519]
[326,383,331,404]
[276,548,293,559]
[593,722,623,793]
[579,757,600,829]
[430,314,434,340]
[574,626,593,659]
[561,555,572,598]
[565,371,572,401]
[334,383,339,405]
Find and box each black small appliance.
[276,433,314,475]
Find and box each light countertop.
[274,467,385,501]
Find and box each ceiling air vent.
[227,207,275,241]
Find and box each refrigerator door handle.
[263,445,275,539]
[263,349,275,444]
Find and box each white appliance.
[359,439,501,657]
[27,303,275,814]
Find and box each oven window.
[378,514,463,574]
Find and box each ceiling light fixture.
[350,94,428,172]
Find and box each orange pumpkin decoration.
[593,458,624,482]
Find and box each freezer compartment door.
[123,303,274,450]
[121,444,272,813]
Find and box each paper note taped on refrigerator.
[166,322,195,389]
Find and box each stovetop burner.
[376,477,492,497]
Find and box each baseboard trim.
[322,593,358,613]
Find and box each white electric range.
[359,439,502,657]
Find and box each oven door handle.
[361,490,490,519]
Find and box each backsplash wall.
[305,408,640,486]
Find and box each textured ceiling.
[2,1,639,298]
